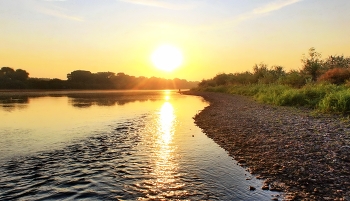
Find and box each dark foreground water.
[0,90,281,200]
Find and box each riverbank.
[183,91,350,200]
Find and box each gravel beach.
[184,91,350,201]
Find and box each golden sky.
[1,0,350,81]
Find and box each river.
[0,90,281,200]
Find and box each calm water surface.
[0,90,281,200]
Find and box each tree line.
[0,68,199,90]
[199,48,350,88]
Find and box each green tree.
[67,70,93,82]
[0,67,29,89]
[213,73,232,85]
[323,55,350,69]
[253,63,269,83]
[301,47,323,82]
[279,70,306,88]
[0,67,15,79]
[14,69,29,81]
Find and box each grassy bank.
[193,83,350,114]
[192,48,350,114]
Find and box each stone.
[262,185,269,190]
[249,186,256,191]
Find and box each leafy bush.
[193,48,350,114]
[279,70,306,88]
[318,68,350,85]
[298,84,336,107]
[253,85,289,104]
[301,47,324,81]
[323,55,350,69]
[276,89,308,106]
[203,85,229,93]
[318,90,350,113]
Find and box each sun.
[151,44,183,72]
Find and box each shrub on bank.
[252,85,290,105]
[278,71,307,88]
[318,68,350,85]
[193,48,350,114]
[318,90,350,113]
[300,84,339,108]
[275,89,308,106]
[197,83,350,114]
[200,85,229,93]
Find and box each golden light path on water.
[155,99,178,191]
[139,92,187,199]
[158,101,174,145]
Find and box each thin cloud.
[199,0,303,31]
[38,6,83,21]
[119,0,195,10]
[253,0,303,15]
[24,0,83,21]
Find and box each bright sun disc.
[151,45,183,72]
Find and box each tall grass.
[318,90,350,113]
[197,83,350,114]
[275,89,308,106]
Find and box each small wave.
[0,112,277,201]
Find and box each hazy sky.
[1,0,350,81]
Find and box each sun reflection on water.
[158,102,174,145]
[145,100,186,199]
[133,97,190,199]
[165,96,170,102]
[155,101,176,182]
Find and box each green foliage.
[253,63,286,84]
[194,47,350,114]
[299,84,338,107]
[197,82,350,113]
[231,72,255,84]
[276,89,308,106]
[212,73,232,85]
[323,55,350,69]
[301,47,324,81]
[257,86,288,104]
[198,79,216,87]
[318,90,350,113]
[202,85,229,93]
[278,70,306,88]
[198,64,287,88]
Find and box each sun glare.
[151,44,183,72]
[159,102,175,144]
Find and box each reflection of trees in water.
[0,96,29,104]
[67,93,157,108]
[0,92,163,110]
[0,96,29,111]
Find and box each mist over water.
[0,90,280,200]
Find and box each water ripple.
[0,111,277,201]
[1,115,205,200]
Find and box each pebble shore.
[184,91,350,201]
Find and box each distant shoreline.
[183,91,350,200]
[0,89,189,96]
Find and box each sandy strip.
[183,91,350,201]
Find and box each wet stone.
[185,91,350,201]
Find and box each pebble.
[249,186,256,191]
[185,91,350,200]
